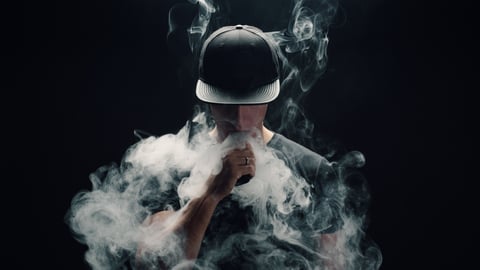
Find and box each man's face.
[210,104,268,140]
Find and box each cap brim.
[196,79,280,105]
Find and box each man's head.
[196,25,280,104]
[195,25,281,139]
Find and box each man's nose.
[233,106,251,131]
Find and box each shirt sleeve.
[308,157,344,234]
[268,134,344,235]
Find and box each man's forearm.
[318,232,345,270]
[177,193,219,259]
[137,144,252,268]
[136,193,220,268]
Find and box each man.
[135,25,344,269]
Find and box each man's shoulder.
[268,133,331,175]
[268,133,323,161]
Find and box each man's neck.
[262,126,274,144]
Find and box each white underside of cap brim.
[196,79,280,104]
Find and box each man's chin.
[220,130,262,147]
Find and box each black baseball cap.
[196,25,280,104]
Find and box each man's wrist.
[200,191,222,208]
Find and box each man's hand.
[205,143,256,202]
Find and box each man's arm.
[135,193,219,269]
[135,143,256,269]
[318,232,345,270]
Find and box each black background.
[11,0,472,269]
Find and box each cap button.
[235,25,243,29]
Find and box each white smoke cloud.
[66,112,381,269]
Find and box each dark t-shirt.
[67,112,379,270]
[133,129,342,268]
[187,133,343,269]
[70,122,345,269]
